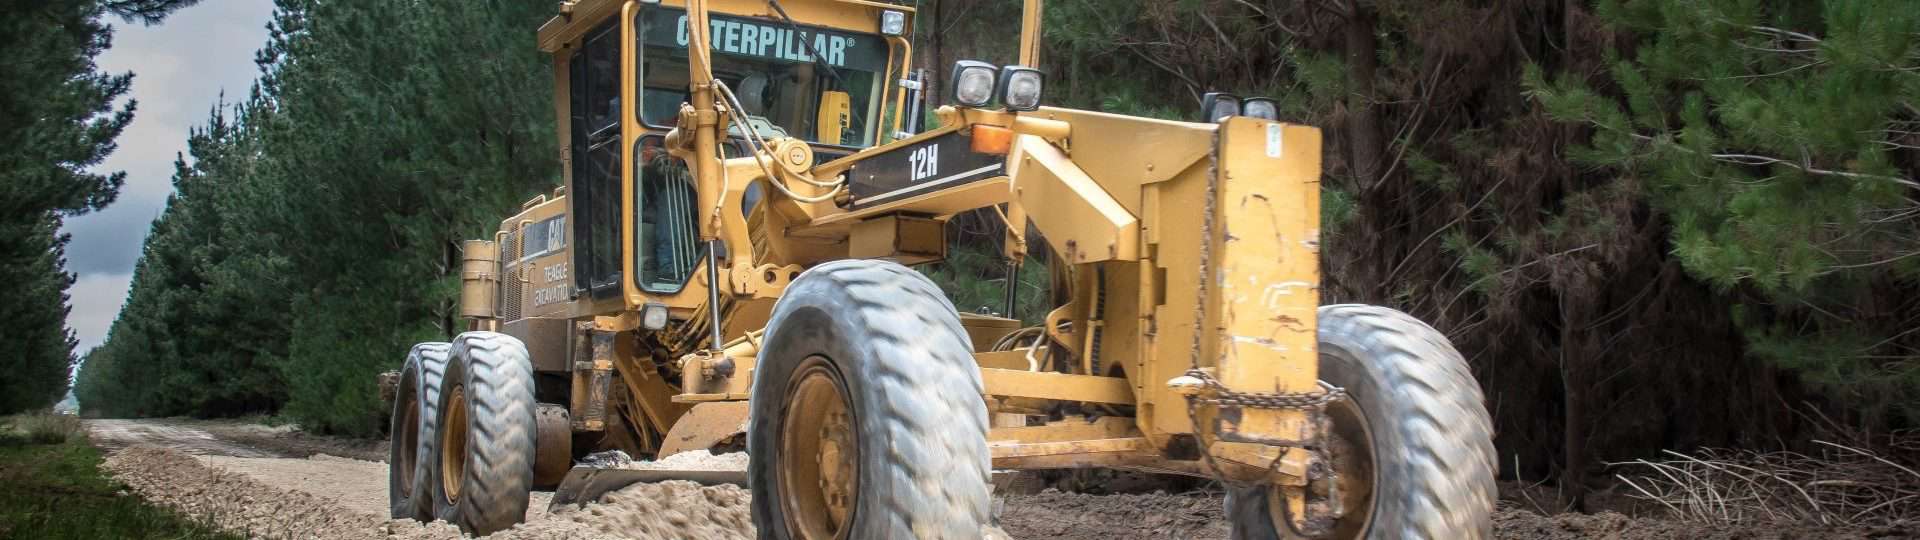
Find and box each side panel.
[846,129,1005,209]
[504,317,573,372]
[1206,119,1324,444]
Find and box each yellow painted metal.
[884,35,912,144]
[541,0,901,53]
[779,360,858,537]
[972,350,1030,371]
[458,240,499,320]
[989,437,1147,460]
[1017,0,1044,67]
[508,0,1341,493]
[657,401,750,457]
[847,214,944,264]
[1007,134,1139,264]
[957,314,1022,352]
[814,91,851,145]
[1203,118,1324,445]
[979,367,1133,405]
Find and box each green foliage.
[1533,0,1920,404]
[77,0,557,435]
[0,217,80,416]
[919,244,1052,325]
[0,431,239,540]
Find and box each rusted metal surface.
[568,325,611,432]
[533,404,573,488]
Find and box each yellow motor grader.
[383,0,1496,537]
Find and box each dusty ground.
[84,419,1918,539]
[87,418,284,458]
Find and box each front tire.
[388,342,449,520]
[431,332,536,536]
[749,260,991,539]
[1228,304,1497,539]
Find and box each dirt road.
[85,418,1905,540]
[88,418,284,458]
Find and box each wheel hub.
[398,394,418,489]
[779,358,858,539]
[1272,396,1376,538]
[440,385,469,503]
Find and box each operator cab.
[543,0,913,304]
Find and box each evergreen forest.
[0,0,1909,509]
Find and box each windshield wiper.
[763,0,845,89]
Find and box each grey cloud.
[61,0,274,353]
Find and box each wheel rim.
[1269,387,1377,538]
[398,393,419,491]
[440,384,469,503]
[778,357,858,540]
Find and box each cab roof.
[537,0,914,54]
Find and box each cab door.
[568,17,626,299]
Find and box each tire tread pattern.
[437,332,537,536]
[1320,304,1496,540]
[388,342,449,520]
[752,259,991,539]
[1229,304,1496,540]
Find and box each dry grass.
[8,410,84,445]
[1613,432,1920,528]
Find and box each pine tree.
[0,217,79,415]
[0,0,197,413]
[1532,0,1920,421]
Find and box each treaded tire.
[1227,304,1497,540]
[432,331,537,536]
[388,342,449,520]
[749,259,991,539]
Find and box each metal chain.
[1181,368,1347,410]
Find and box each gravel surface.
[88,419,1920,539]
[88,419,284,458]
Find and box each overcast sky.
[62,1,276,355]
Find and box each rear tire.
[749,259,991,539]
[1227,304,1497,539]
[388,342,449,520]
[431,332,536,536]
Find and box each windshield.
[638,8,888,147]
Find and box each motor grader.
[383,0,1497,537]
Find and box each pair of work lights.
[948,61,1045,112]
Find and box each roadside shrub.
[16,411,84,445]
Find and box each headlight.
[1241,97,1278,120]
[879,10,907,36]
[1201,92,1239,123]
[641,302,669,330]
[997,66,1043,111]
[950,60,997,108]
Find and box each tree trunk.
[1343,7,1385,191]
[1559,297,1591,511]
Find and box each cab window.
[569,21,624,296]
[635,8,888,147]
[634,136,700,292]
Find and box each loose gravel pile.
[102,445,747,540]
[105,446,430,539]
